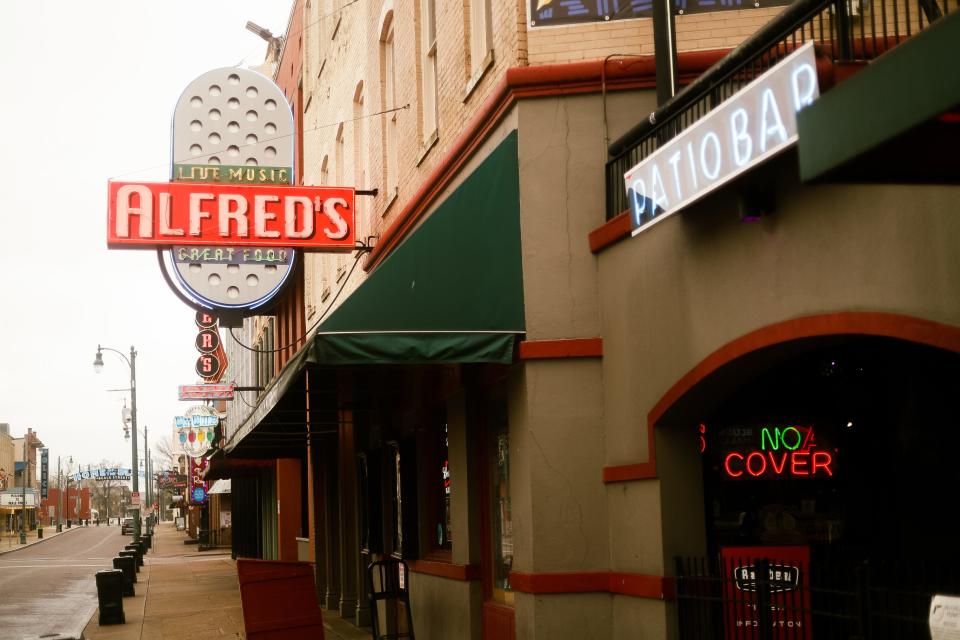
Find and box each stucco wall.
[409,574,481,640]
[597,152,960,627]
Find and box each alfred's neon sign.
[723,425,833,479]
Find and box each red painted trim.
[603,312,960,483]
[510,571,608,594]
[519,338,603,360]
[366,52,727,272]
[602,462,656,483]
[509,570,675,600]
[408,559,481,581]
[589,212,632,254]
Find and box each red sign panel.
[721,545,812,639]
[107,181,356,249]
[189,457,210,505]
[179,384,235,400]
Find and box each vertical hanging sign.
[40,449,49,500]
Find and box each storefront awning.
[797,11,960,183]
[208,479,231,494]
[311,130,524,365]
[225,131,524,453]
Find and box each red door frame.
[475,377,516,640]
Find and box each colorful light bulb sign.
[176,405,219,458]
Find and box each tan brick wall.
[526,6,788,64]
[295,0,796,323]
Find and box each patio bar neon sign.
[623,41,819,235]
[723,425,834,479]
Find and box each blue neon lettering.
[759,88,788,152]
[667,151,683,201]
[790,62,817,112]
[729,108,752,166]
[650,164,669,213]
[699,131,722,180]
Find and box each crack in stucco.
[528,425,589,568]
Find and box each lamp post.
[94,345,140,544]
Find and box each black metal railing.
[675,553,960,640]
[605,0,955,220]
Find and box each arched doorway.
[653,317,960,639]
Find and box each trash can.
[37,528,43,539]
[119,549,141,573]
[125,543,144,566]
[95,569,126,625]
[113,556,136,596]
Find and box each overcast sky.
[0,2,293,481]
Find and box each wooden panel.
[482,602,515,640]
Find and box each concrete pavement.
[83,522,370,640]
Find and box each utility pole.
[19,438,27,544]
[56,456,62,533]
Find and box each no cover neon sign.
[723,425,834,479]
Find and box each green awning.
[312,130,524,364]
[797,11,960,182]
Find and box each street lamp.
[57,455,72,532]
[94,345,141,544]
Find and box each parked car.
[120,517,134,535]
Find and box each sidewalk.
[0,524,83,555]
[83,522,370,640]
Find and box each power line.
[108,104,409,181]
[228,245,366,355]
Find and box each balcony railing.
[605,0,954,220]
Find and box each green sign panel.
[172,164,292,185]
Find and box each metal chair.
[367,558,415,640]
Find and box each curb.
[0,524,86,555]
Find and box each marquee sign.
[106,181,356,249]
[189,457,209,505]
[529,0,792,27]
[177,405,219,458]
[105,66,357,317]
[72,468,132,482]
[624,41,819,235]
[179,383,235,400]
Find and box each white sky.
[0,2,293,481]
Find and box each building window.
[388,441,403,555]
[421,0,438,141]
[489,396,513,604]
[380,15,398,201]
[469,0,492,77]
[353,81,367,233]
[335,122,345,186]
[433,420,452,552]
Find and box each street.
[0,525,131,640]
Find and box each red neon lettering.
[745,451,767,477]
[202,333,214,349]
[790,451,810,476]
[768,451,788,475]
[800,426,816,449]
[724,453,744,478]
[201,356,213,373]
[812,451,833,476]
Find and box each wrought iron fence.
[605,0,956,220]
[675,553,960,639]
